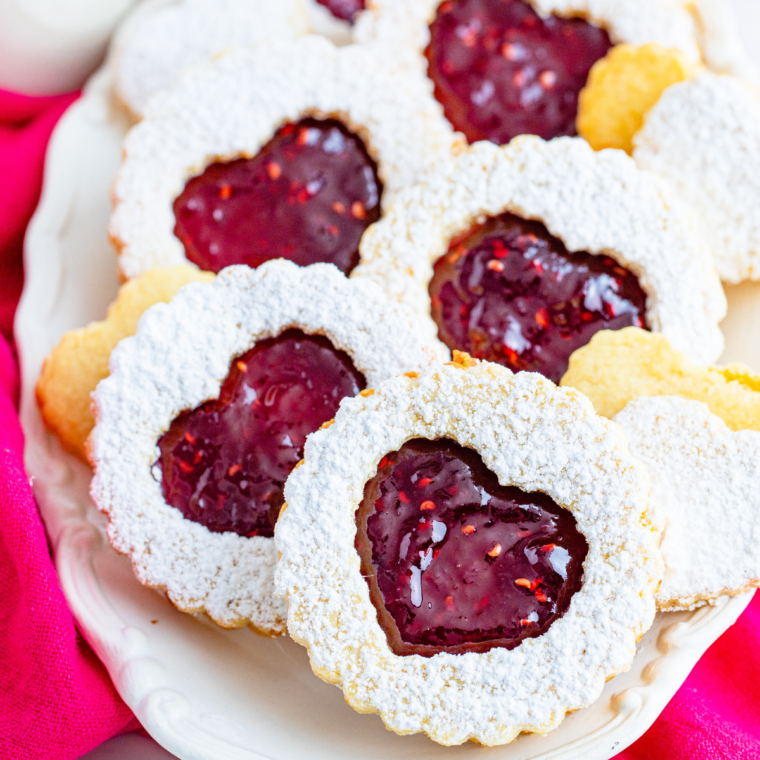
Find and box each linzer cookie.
[355,0,699,145]
[615,396,760,611]
[352,136,726,383]
[275,356,661,745]
[89,262,448,634]
[110,35,462,281]
[113,0,309,118]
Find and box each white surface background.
[65,0,760,757]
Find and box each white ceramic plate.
[16,4,760,758]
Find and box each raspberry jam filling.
[157,329,365,537]
[425,0,612,145]
[173,117,382,275]
[355,438,587,656]
[316,0,365,22]
[429,212,648,383]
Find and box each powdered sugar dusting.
[615,396,760,611]
[353,136,726,366]
[634,72,760,284]
[113,0,310,118]
[89,261,448,633]
[275,359,661,745]
[110,36,462,281]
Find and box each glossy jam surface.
[158,330,365,537]
[429,212,648,383]
[173,118,381,275]
[425,0,612,145]
[355,438,588,656]
[316,0,365,22]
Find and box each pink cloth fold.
[0,89,136,760]
[0,86,758,760]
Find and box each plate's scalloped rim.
[14,3,757,758]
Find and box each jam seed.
[420,500,436,511]
[445,596,455,610]
[378,456,388,469]
[418,477,432,488]
[487,259,504,272]
[487,543,502,558]
[184,432,196,445]
[178,460,193,474]
[530,578,543,591]
[462,524,476,535]
[266,162,282,180]
[399,491,410,503]
[332,201,345,214]
[351,201,366,220]
[535,590,549,603]
[218,184,232,200]
[236,361,248,373]
[502,42,519,60]
[540,543,557,552]
[539,70,557,89]
[515,578,531,588]
[535,308,549,328]
[448,248,464,264]
[228,464,242,477]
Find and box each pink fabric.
[0,86,758,760]
[0,89,136,760]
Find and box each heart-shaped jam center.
[158,329,365,537]
[429,212,648,383]
[355,438,588,656]
[316,0,365,22]
[173,117,381,275]
[425,0,612,145]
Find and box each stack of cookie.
[35,0,760,747]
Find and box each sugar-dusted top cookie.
[275,356,661,745]
[89,262,448,634]
[355,0,698,145]
[110,35,462,281]
[634,72,760,283]
[113,0,309,118]
[615,396,760,611]
[353,136,726,383]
